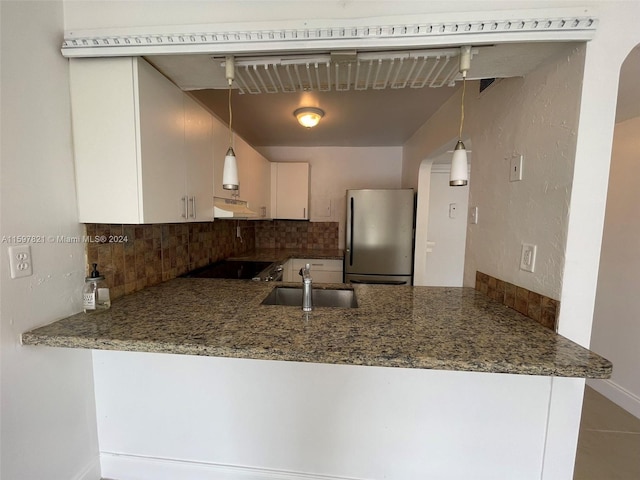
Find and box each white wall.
[0,1,100,479]
[588,116,640,418]
[62,0,599,31]
[258,146,402,248]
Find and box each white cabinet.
[271,162,309,220]
[282,258,343,283]
[70,57,213,224]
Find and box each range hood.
[214,197,258,218]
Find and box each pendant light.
[223,56,239,191]
[450,46,472,187]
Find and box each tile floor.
[574,386,640,479]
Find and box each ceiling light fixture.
[450,45,472,187]
[223,56,239,191]
[294,107,324,128]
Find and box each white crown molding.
[62,10,598,58]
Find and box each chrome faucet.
[299,263,313,312]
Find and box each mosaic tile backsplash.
[86,220,339,300]
[254,220,339,250]
[475,271,559,331]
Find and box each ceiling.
[145,41,584,147]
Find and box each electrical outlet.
[9,245,33,279]
[520,243,537,273]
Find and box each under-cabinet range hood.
[213,197,257,218]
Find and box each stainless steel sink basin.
[261,287,358,308]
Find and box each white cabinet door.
[71,57,142,224]
[137,58,187,223]
[184,95,214,221]
[271,163,309,220]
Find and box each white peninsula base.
[92,350,584,480]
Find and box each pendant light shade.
[223,147,239,190]
[450,141,468,187]
[450,46,472,187]
[223,56,240,191]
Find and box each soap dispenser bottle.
[83,263,111,313]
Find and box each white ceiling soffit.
[223,48,477,94]
[61,10,597,58]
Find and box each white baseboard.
[100,452,365,480]
[73,457,102,480]
[587,378,640,419]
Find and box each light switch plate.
[449,203,458,219]
[510,154,523,182]
[469,206,478,224]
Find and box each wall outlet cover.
[520,243,537,272]
[9,245,33,279]
[510,154,524,182]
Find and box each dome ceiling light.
[294,107,325,128]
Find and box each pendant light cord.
[459,75,466,141]
[228,83,233,147]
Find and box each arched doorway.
[588,43,640,419]
[414,140,470,286]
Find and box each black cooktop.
[182,260,274,280]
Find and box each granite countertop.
[22,278,611,378]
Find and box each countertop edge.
[21,331,612,379]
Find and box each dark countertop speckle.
[21,278,611,378]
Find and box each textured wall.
[462,45,585,300]
[404,44,585,300]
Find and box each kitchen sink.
[261,286,358,308]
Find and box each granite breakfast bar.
[22,279,611,480]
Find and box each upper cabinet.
[70,57,213,224]
[271,162,310,220]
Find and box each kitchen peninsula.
[22,277,609,480]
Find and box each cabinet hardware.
[189,197,196,219]
[182,196,188,218]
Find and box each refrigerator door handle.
[349,196,354,266]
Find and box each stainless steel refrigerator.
[344,189,415,285]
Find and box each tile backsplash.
[86,220,339,300]
[475,271,559,331]
[254,220,339,250]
